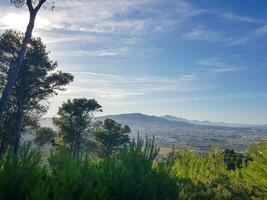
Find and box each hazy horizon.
[1,0,266,124]
[40,112,266,126]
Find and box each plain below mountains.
[41,113,267,153]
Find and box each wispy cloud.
[255,24,267,35]
[182,28,230,42]
[227,23,267,46]
[218,12,262,24]
[54,47,128,57]
[61,71,205,101]
[102,92,267,106]
[178,74,200,81]
[0,0,207,40]
[197,58,241,73]
[174,0,207,20]
[64,87,143,99]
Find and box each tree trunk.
[0,131,8,159]
[0,10,37,117]
[13,95,23,153]
[0,114,11,158]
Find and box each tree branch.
[34,0,46,12]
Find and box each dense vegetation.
[0,139,266,200]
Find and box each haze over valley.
[41,113,267,153]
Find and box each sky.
[0,0,267,124]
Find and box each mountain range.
[161,115,267,129]
[41,113,267,153]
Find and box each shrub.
[0,144,47,200]
[0,139,266,200]
[169,147,250,200]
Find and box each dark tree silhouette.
[0,0,49,116]
[0,30,73,154]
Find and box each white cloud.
[208,67,240,73]
[255,24,267,35]
[197,58,241,73]
[218,12,262,24]
[43,70,209,117]
[0,0,207,61]
[0,11,49,31]
[37,0,174,34]
[178,74,200,81]
[0,0,207,41]
[62,71,204,100]
[54,47,128,57]
[227,24,267,46]
[182,28,230,42]
[63,87,143,99]
[175,0,207,19]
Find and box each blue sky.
[0,0,267,124]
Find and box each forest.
[0,0,266,199]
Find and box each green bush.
[241,141,267,199]
[48,150,107,200]
[169,147,250,200]
[98,136,178,200]
[0,144,47,200]
[47,136,178,200]
[0,140,266,200]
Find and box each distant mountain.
[161,115,267,128]
[97,113,267,152]
[98,113,195,127]
[40,113,267,153]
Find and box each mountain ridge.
[40,113,267,152]
[160,114,267,128]
[97,113,267,128]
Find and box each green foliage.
[223,149,249,170]
[42,135,176,199]
[0,139,266,199]
[53,98,102,158]
[47,150,107,200]
[0,30,73,153]
[169,147,250,199]
[94,118,131,156]
[242,141,267,199]
[97,135,177,200]
[0,144,47,200]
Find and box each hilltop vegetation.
[0,138,266,200]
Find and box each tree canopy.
[0,0,51,116]
[53,98,102,158]
[94,118,131,156]
[0,30,73,153]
